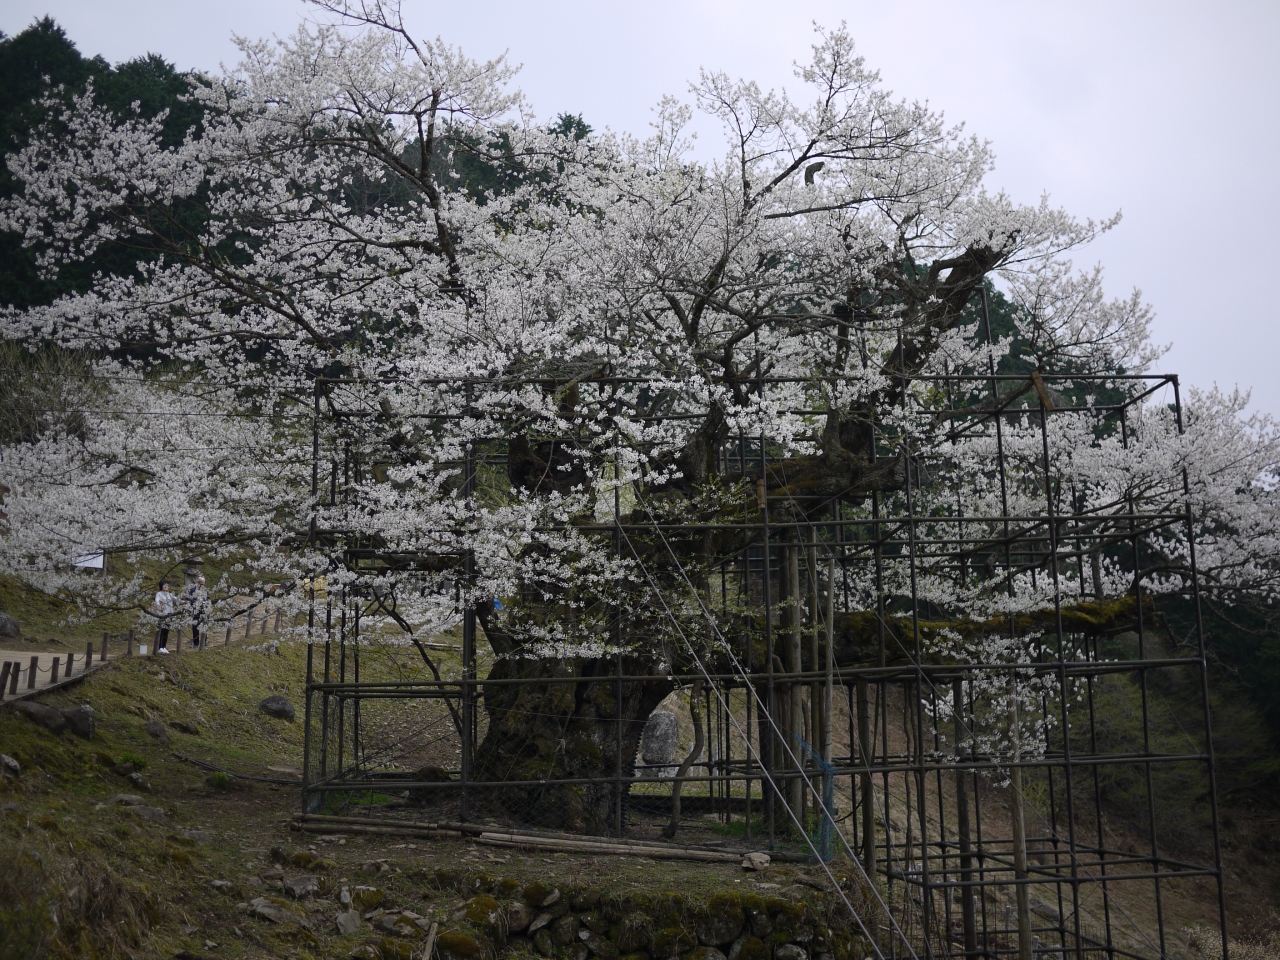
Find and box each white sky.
[3,0,1278,412]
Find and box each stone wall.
[417,869,878,960]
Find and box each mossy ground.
[0,619,855,960]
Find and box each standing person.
[184,575,210,648]
[151,580,176,653]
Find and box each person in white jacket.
[152,580,176,653]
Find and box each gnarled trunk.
[473,654,672,834]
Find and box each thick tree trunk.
[472,654,672,834]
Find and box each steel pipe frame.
[301,367,1225,960]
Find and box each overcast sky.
[4,1,1278,412]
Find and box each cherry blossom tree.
[1,0,1277,831]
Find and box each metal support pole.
[857,677,876,877]
[1172,378,1230,960]
[460,383,476,823]
[1010,672,1033,960]
[302,377,320,815]
[823,558,834,839]
[954,678,977,958]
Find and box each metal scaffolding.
[299,358,1229,960]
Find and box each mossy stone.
[436,868,466,891]
[654,893,686,926]
[762,898,797,920]
[614,913,652,952]
[651,926,696,958]
[551,914,580,946]
[438,929,482,960]
[581,910,609,933]
[353,886,385,912]
[464,894,502,927]
[374,938,417,960]
[584,931,619,960]
[696,892,744,946]
[728,935,769,960]
[573,888,603,910]
[686,948,728,960]
[284,852,335,873]
[620,953,652,960]
[533,929,555,957]
[496,877,523,899]
[523,880,559,907]
[505,900,534,934]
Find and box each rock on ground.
[104,794,145,806]
[248,896,313,929]
[335,907,362,935]
[62,704,94,739]
[126,805,166,822]
[144,718,170,744]
[283,875,321,900]
[0,612,19,638]
[259,695,296,720]
[12,701,65,734]
[641,710,679,766]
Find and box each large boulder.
[641,710,679,774]
[12,701,65,734]
[144,718,170,744]
[259,695,296,720]
[62,704,94,740]
[0,612,19,638]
